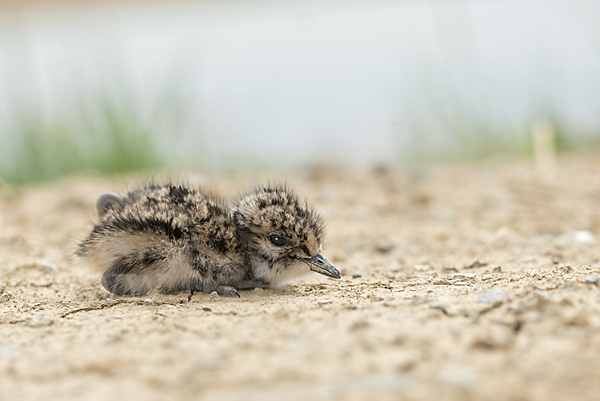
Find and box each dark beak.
[300,252,341,279]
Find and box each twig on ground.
[60,299,131,318]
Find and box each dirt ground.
[1,153,600,401]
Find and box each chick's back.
[77,184,249,296]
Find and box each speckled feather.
[77,183,338,296]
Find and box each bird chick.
[77,183,340,297]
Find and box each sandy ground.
[1,153,600,401]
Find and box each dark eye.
[268,234,288,247]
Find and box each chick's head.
[233,185,340,285]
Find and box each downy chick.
[77,183,340,296]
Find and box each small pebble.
[360,293,370,299]
[36,259,58,273]
[376,244,395,254]
[202,307,212,312]
[24,316,55,328]
[477,289,507,304]
[492,266,503,273]
[465,260,488,269]
[352,273,362,279]
[558,230,596,245]
[585,275,598,284]
[572,230,595,244]
[318,299,332,305]
[144,298,153,303]
[454,273,476,279]
[0,343,22,359]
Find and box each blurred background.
[0,0,599,184]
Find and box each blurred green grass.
[0,87,597,186]
[398,88,598,166]
[0,74,193,186]
[1,109,162,185]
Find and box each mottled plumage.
[77,183,340,296]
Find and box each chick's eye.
[268,234,288,247]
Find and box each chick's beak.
[300,252,341,279]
